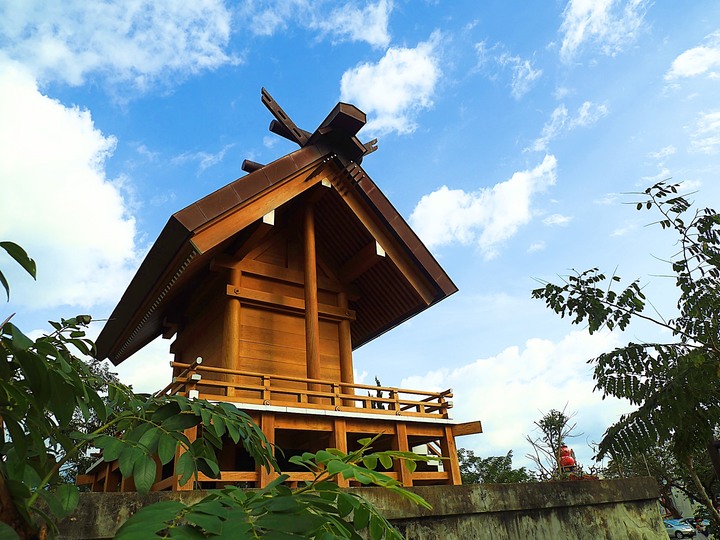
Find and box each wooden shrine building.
[87,89,482,491]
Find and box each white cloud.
[542,214,572,226]
[647,145,676,160]
[172,143,236,174]
[559,0,648,62]
[474,43,542,99]
[409,155,557,258]
[0,57,139,310]
[528,242,546,253]
[665,31,720,80]
[641,167,671,184]
[242,0,392,48]
[401,330,629,466]
[611,224,635,237]
[497,53,543,99]
[311,0,392,49]
[263,135,279,149]
[340,33,440,136]
[570,100,609,128]
[594,193,618,205]
[528,101,608,152]
[114,335,174,394]
[0,1,235,89]
[689,111,720,154]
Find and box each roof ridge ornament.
[259,88,378,165]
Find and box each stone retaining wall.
[58,477,666,539]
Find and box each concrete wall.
[58,477,667,539]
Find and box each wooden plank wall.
[172,224,345,402]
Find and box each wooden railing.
[157,357,453,419]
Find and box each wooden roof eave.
[96,146,331,364]
[96,142,458,365]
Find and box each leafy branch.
[531,181,720,527]
[115,436,436,539]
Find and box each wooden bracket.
[262,87,310,146]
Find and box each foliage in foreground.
[116,440,433,540]
[0,242,432,539]
[531,181,720,524]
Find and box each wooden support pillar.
[338,292,354,406]
[174,426,198,491]
[331,419,349,487]
[303,204,321,402]
[393,422,413,486]
[222,267,242,396]
[258,412,277,487]
[440,425,462,486]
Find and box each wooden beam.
[239,259,342,293]
[226,285,355,321]
[190,162,325,254]
[338,240,385,284]
[451,420,483,437]
[331,418,349,487]
[258,412,276,487]
[338,292,354,406]
[330,174,436,305]
[440,425,462,486]
[242,159,265,173]
[262,88,310,146]
[393,422,412,486]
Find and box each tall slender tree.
[532,181,720,525]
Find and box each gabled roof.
[96,91,457,365]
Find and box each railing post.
[262,375,271,403]
[332,383,340,408]
[186,373,201,399]
[391,390,400,412]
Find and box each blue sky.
[2,0,720,470]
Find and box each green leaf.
[378,454,393,470]
[40,484,80,520]
[114,501,185,539]
[337,494,356,518]
[8,323,33,351]
[162,412,200,432]
[0,521,21,540]
[133,453,158,494]
[176,451,196,487]
[362,455,378,470]
[152,402,181,422]
[138,426,160,454]
[254,512,325,534]
[158,433,178,465]
[353,505,370,529]
[4,417,28,460]
[118,445,143,478]
[95,435,125,462]
[0,271,10,303]
[185,511,224,535]
[369,515,385,540]
[0,241,36,279]
[168,526,206,539]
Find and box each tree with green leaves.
[524,408,581,480]
[457,449,534,484]
[532,181,720,525]
[0,241,433,539]
[601,442,719,519]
